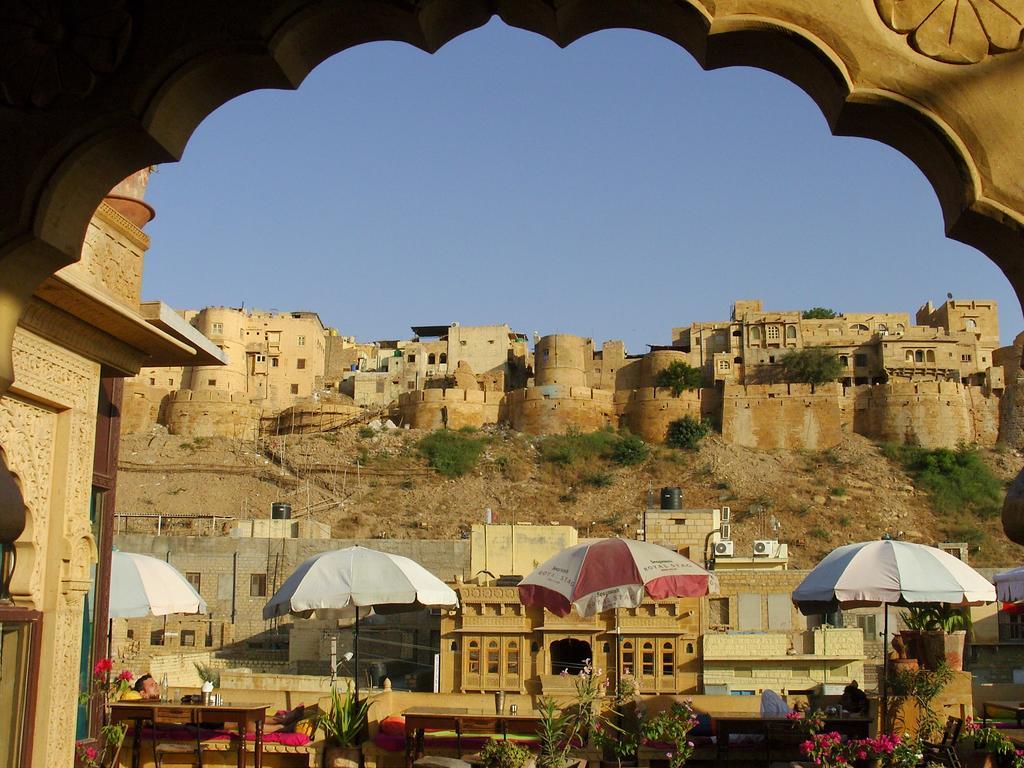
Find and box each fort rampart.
[397,388,504,430]
[507,384,615,434]
[164,389,260,439]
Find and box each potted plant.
[919,606,969,672]
[75,658,135,768]
[481,738,532,768]
[536,659,606,768]
[593,676,643,768]
[964,718,1024,768]
[194,662,220,702]
[319,684,370,768]
[640,700,700,768]
[883,662,953,739]
[898,607,932,666]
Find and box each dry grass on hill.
[116,427,1024,568]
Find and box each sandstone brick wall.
[397,388,503,430]
[722,383,843,450]
[842,381,998,447]
[507,384,615,434]
[274,399,361,434]
[618,387,718,442]
[164,389,260,438]
[534,335,588,387]
[121,381,171,434]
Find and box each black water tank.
[660,487,682,510]
[271,502,292,520]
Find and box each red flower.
[85,745,98,760]
[93,658,113,677]
[117,669,133,681]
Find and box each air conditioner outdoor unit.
[721,506,731,523]
[714,540,734,557]
[720,523,732,540]
[753,539,778,557]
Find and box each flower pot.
[324,745,361,768]
[889,657,919,673]
[897,630,925,665]
[922,630,966,671]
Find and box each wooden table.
[109,701,270,768]
[982,701,1024,727]
[713,715,872,763]
[403,707,544,768]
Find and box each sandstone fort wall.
[397,388,504,430]
[121,382,171,434]
[507,384,615,434]
[617,387,718,443]
[164,389,260,439]
[722,383,843,450]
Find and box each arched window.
[966,319,978,329]
[785,326,797,339]
[749,327,761,341]
[896,323,906,333]
[850,323,869,332]
[439,353,447,364]
[839,356,849,367]
[507,640,520,675]
[427,353,436,365]
[733,356,743,364]
[685,642,694,654]
[661,642,675,676]
[487,640,500,674]
[905,350,914,362]
[642,642,655,676]
[622,641,634,676]
[915,350,924,363]
[550,638,592,675]
[877,323,888,332]
[926,350,935,362]
[468,641,480,674]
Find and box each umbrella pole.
[882,603,889,730]
[354,606,360,704]
[107,617,113,659]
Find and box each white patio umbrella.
[792,539,995,709]
[995,566,1024,602]
[263,545,458,699]
[109,550,207,618]
[107,550,207,658]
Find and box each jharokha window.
[642,642,655,676]
[622,641,634,675]
[662,642,675,676]
[468,641,480,674]
[507,640,520,675]
[486,640,500,674]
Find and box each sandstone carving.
[875,0,1024,64]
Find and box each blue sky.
[141,18,1023,350]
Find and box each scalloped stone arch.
[2,0,1024,538]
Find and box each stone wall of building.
[842,381,999,447]
[722,383,843,450]
[507,384,615,435]
[397,388,504,430]
[618,387,718,443]
[997,336,1024,449]
[121,381,171,433]
[273,398,361,434]
[164,389,260,439]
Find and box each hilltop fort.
[125,299,1024,450]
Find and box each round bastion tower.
[534,334,588,387]
[183,307,248,393]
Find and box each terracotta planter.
[922,630,966,671]
[898,630,925,665]
[889,657,919,673]
[324,745,361,768]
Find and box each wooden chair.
[150,707,201,768]
[922,716,964,768]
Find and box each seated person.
[134,674,161,700]
[840,680,869,714]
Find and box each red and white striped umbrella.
[517,538,718,617]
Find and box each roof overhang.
[139,301,225,366]
[35,272,226,370]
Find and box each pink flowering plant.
[538,659,607,768]
[789,708,827,735]
[593,674,644,768]
[75,658,133,767]
[799,731,923,768]
[640,700,699,768]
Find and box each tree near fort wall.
[802,307,839,319]
[777,346,843,386]
[666,416,710,450]
[655,361,704,396]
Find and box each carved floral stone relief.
[876,0,1024,64]
[0,0,133,108]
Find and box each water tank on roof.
[271,502,292,520]
[660,487,683,510]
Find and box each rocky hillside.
[116,427,1024,569]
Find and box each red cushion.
[374,733,406,752]
[380,716,406,736]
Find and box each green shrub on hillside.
[417,429,484,477]
[665,416,710,450]
[777,346,843,385]
[610,433,650,466]
[882,443,1003,519]
[655,361,704,396]
[538,428,619,466]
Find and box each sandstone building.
[0,170,223,765]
